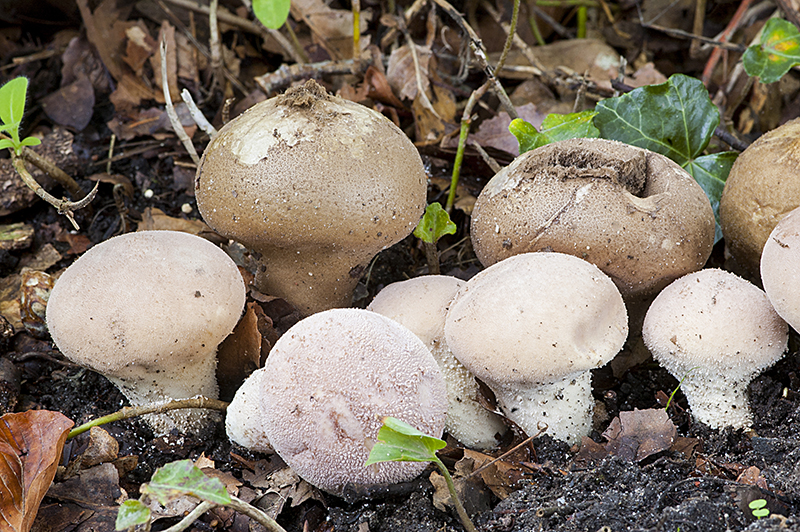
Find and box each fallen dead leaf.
[217,302,264,401]
[575,408,677,465]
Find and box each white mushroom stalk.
[445,252,628,445]
[368,275,507,449]
[46,231,246,436]
[642,269,788,430]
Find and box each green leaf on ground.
[743,18,800,84]
[253,0,291,29]
[510,110,599,154]
[364,417,446,465]
[413,203,456,244]
[115,500,151,530]
[140,459,231,506]
[594,73,736,242]
[0,77,29,146]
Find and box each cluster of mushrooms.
[44,81,800,499]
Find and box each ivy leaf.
[689,152,737,243]
[413,203,456,244]
[253,0,292,29]
[115,500,151,530]
[743,18,800,84]
[510,111,599,154]
[140,459,231,506]
[364,417,446,465]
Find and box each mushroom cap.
[642,268,787,382]
[47,230,245,375]
[194,80,427,313]
[470,138,715,299]
[720,118,800,277]
[261,308,447,496]
[761,205,800,331]
[226,367,274,453]
[445,252,628,387]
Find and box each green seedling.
[365,417,478,532]
[252,0,291,29]
[413,202,456,274]
[743,18,800,84]
[509,110,599,154]
[749,499,770,519]
[0,77,41,155]
[664,366,701,411]
[116,459,286,532]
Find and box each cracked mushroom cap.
[444,252,628,444]
[720,118,800,277]
[761,206,800,332]
[260,308,447,497]
[470,138,715,300]
[195,80,427,315]
[368,275,507,449]
[46,230,246,435]
[642,268,788,429]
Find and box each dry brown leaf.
[413,84,456,144]
[386,44,431,101]
[0,410,74,532]
[601,408,676,462]
[136,207,209,234]
[217,302,264,401]
[40,75,95,131]
[463,449,527,500]
[290,0,369,59]
[149,21,180,104]
[471,103,547,157]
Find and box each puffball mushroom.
[367,275,507,449]
[225,368,274,453]
[642,269,788,430]
[761,205,800,332]
[259,308,447,497]
[445,252,628,445]
[720,118,800,277]
[470,138,715,301]
[195,79,427,316]
[46,230,246,435]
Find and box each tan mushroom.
[761,205,800,331]
[259,308,447,497]
[368,275,507,449]
[642,269,788,430]
[46,230,246,435]
[445,252,628,445]
[470,138,715,301]
[195,80,427,315]
[720,118,800,278]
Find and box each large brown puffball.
[720,118,800,278]
[470,138,715,301]
[195,80,427,315]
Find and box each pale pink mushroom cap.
[762,206,800,331]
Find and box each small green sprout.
[749,499,770,519]
[509,110,599,154]
[664,366,701,411]
[365,416,478,532]
[413,202,456,274]
[0,77,41,156]
[252,0,291,29]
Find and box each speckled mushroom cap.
[46,230,246,435]
[720,118,800,277]
[261,308,447,496]
[226,367,274,453]
[761,206,800,331]
[195,80,427,315]
[642,268,788,429]
[470,138,715,300]
[445,252,628,444]
[368,276,507,450]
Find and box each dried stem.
[161,37,201,165]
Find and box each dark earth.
[2,0,800,531]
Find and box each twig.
[181,89,217,137]
[67,396,229,439]
[0,133,88,199]
[701,0,754,86]
[162,501,216,532]
[481,0,546,76]
[469,139,502,173]
[396,16,441,118]
[689,0,707,57]
[228,496,287,532]
[254,58,370,95]
[161,37,201,165]
[11,156,98,230]
[209,0,224,92]
[352,0,361,58]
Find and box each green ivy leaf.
[253,0,292,29]
[743,19,800,84]
[364,417,446,466]
[140,459,231,506]
[510,111,599,154]
[0,77,28,145]
[413,202,456,244]
[689,151,737,242]
[115,500,151,530]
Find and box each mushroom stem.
[493,372,594,446]
[675,370,753,430]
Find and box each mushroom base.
[493,372,594,446]
[680,373,753,430]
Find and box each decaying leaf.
[18,270,54,339]
[216,302,265,401]
[0,410,74,532]
[575,408,677,465]
[137,207,210,234]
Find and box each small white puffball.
[226,368,274,453]
[368,275,507,449]
[642,268,788,430]
[260,308,448,497]
[761,206,800,331]
[46,230,246,435]
[445,252,628,445]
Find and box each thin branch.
[254,58,370,94]
[228,496,288,532]
[181,89,217,137]
[161,37,201,165]
[162,501,216,532]
[0,133,88,199]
